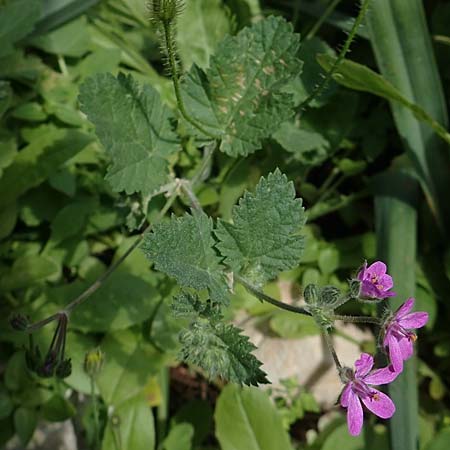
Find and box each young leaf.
[141,209,229,305]
[79,73,180,196]
[181,16,302,156]
[216,170,305,286]
[179,320,268,386]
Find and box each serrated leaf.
[179,320,268,386]
[79,72,180,195]
[181,16,302,156]
[141,209,229,305]
[216,170,305,286]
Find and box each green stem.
[91,376,100,450]
[306,0,342,39]
[63,190,178,315]
[235,274,310,316]
[162,21,220,140]
[333,314,382,325]
[299,0,372,110]
[323,328,342,371]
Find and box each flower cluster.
[339,261,429,436]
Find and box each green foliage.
[79,72,180,195]
[101,395,155,450]
[179,318,268,386]
[216,170,305,286]
[0,0,41,57]
[142,209,229,305]
[215,384,294,450]
[181,16,302,156]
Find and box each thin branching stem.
[235,274,311,316]
[333,314,382,325]
[299,0,372,110]
[323,328,343,371]
[306,0,343,40]
[162,21,220,140]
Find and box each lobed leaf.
[216,169,305,286]
[79,72,180,196]
[141,209,229,305]
[181,15,302,156]
[179,320,268,386]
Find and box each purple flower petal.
[364,365,400,385]
[367,261,387,277]
[347,389,364,436]
[340,383,352,408]
[379,274,393,289]
[398,312,429,329]
[395,298,415,319]
[355,353,374,378]
[386,334,404,373]
[360,389,395,419]
[357,262,368,281]
[398,336,414,360]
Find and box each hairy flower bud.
[148,0,184,25]
[304,284,319,305]
[9,313,29,331]
[349,279,362,299]
[56,359,72,379]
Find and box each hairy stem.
[162,21,220,140]
[323,328,342,371]
[333,314,382,325]
[235,274,310,316]
[299,0,371,110]
[91,376,100,450]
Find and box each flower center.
[352,379,373,398]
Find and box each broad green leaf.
[181,16,302,156]
[179,320,268,386]
[30,16,90,57]
[162,423,194,450]
[79,73,180,195]
[141,209,229,305]
[0,254,60,291]
[177,0,231,69]
[102,395,155,450]
[44,265,162,332]
[0,0,41,57]
[270,311,319,339]
[215,385,294,450]
[426,428,450,450]
[4,352,33,392]
[0,128,93,209]
[216,170,305,286]
[97,329,168,406]
[273,121,329,166]
[14,407,37,446]
[321,423,389,450]
[317,54,450,148]
[0,201,17,240]
[42,395,76,422]
[0,81,13,118]
[0,389,13,420]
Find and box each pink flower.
[383,297,429,372]
[357,261,396,300]
[340,353,398,436]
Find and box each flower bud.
[349,279,362,299]
[148,0,184,25]
[319,286,341,308]
[9,313,29,331]
[84,348,105,377]
[56,359,72,379]
[304,284,319,305]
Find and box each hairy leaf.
[216,170,305,285]
[141,210,229,305]
[181,16,302,156]
[79,72,180,195]
[179,320,268,386]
